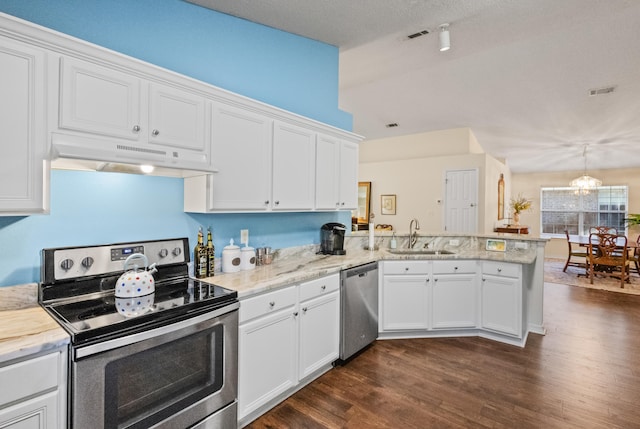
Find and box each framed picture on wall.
[498,174,505,220]
[381,194,396,215]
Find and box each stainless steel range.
[39,238,239,429]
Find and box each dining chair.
[588,233,630,288]
[563,230,589,273]
[629,235,640,276]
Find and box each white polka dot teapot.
[115,253,157,298]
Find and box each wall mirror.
[357,182,371,223]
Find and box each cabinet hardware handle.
[321,285,326,290]
[264,200,269,205]
[497,268,502,273]
[302,307,308,313]
[132,125,140,132]
[426,278,430,282]
[275,201,280,205]
[454,267,458,270]
[341,202,345,206]
[293,312,298,317]
[434,278,438,282]
[269,301,275,307]
[405,267,409,271]
[152,129,160,136]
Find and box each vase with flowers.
[509,193,532,226]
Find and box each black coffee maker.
[320,222,346,255]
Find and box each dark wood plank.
[246,283,640,429]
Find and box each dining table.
[567,234,638,249]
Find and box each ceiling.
[187,0,640,173]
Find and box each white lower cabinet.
[431,260,478,329]
[481,261,523,337]
[380,261,430,331]
[298,279,340,379]
[0,347,67,429]
[238,274,340,425]
[381,274,430,331]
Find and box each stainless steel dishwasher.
[339,262,379,361]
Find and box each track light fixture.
[439,23,450,52]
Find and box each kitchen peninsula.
[209,232,546,341]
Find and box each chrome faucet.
[409,218,420,248]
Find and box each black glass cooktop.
[43,277,237,346]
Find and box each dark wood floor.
[247,283,640,429]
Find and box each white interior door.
[444,169,478,233]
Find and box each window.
[540,186,628,236]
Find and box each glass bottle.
[206,226,215,277]
[194,227,207,278]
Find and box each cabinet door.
[238,307,298,419]
[0,37,47,214]
[431,274,477,329]
[272,121,315,210]
[0,391,58,429]
[315,134,340,210]
[381,275,429,331]
[148,82,206,152]
[338,140,358,209]
[481,275,522,337]
[299,290,340,379]
[209,103,272,210]
[59,56,142,141]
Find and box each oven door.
[71,304,238,429]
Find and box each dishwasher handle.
[342,262,378,279]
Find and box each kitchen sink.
[388,249,456,255]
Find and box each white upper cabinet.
[315,135,358,211]
[184,103,272,212]
[272,121,316,210]
[315,135,340,210]
[55,56,212,171]
[148,82,206,151]
[59,56,142,141]
[0,36,48,214]
[338,140,358,209]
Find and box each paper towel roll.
[368,223,375,249]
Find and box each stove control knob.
[172,247,182,257]
[81,257,94,269]
[60,259,74,271]
[159,248,169,258]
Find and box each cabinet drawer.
[240,286,297,323]
[0,351,60,406]
[383,261,430,275]
[433,260,477,274]
[482,261,521,278]
[299,274,339,302]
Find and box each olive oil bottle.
[194,227,207,278]
[206,226,215,276]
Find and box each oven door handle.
[75,302,239,359]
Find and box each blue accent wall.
[0,1,353,286]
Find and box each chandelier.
[570,145,601,195]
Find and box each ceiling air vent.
[407,30,429,39]
[386,123,399,128]
[588,86,616,97]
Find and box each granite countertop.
[204,237,539,298]
[0,233,542,362]
[0,284,69,364]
